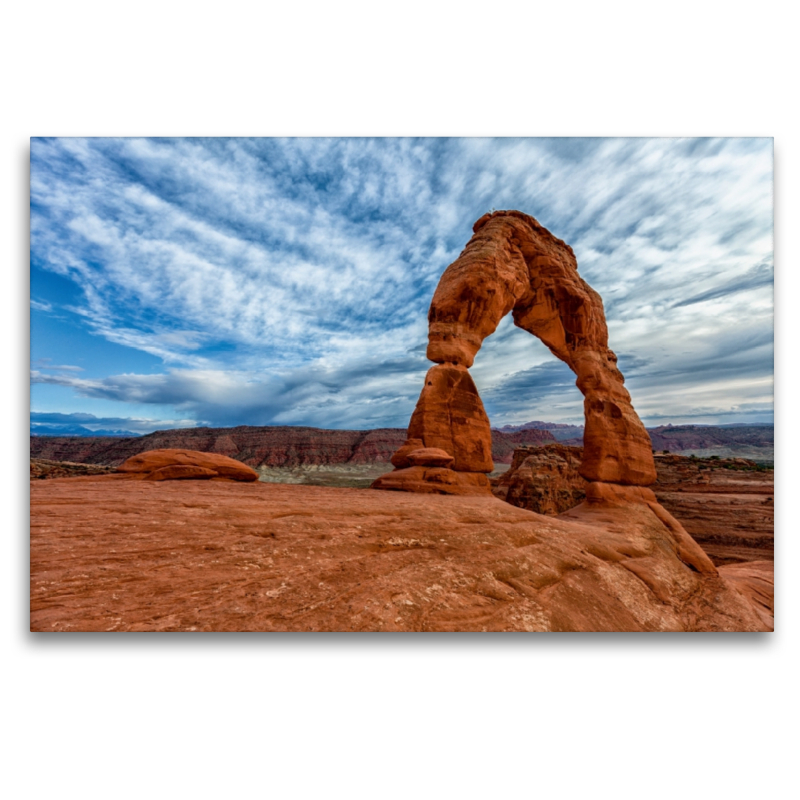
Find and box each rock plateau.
[29,425,556,470]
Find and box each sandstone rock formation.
[406,364,493,472]
[116,449,258,482]
[374,210,656,495]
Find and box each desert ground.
[30,469,773,632]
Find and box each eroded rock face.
[117,449,258,482]
[493,444,587,515]
[375,210,656,494]
[406,364,493,472]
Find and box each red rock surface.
[406,364,494,472]
[406,448,456,467]
[30,476,772,632]
[145,465,219,481]
[372,466,492,496]
[117,449,258,482]
[30,426,552,469]
[493,447,773,567]
[377,210,656,494]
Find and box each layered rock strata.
[374,210,656,496]
[29,425,556,469]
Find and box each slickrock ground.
[30,476,772,632]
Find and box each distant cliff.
[29,425,557,468]
[647,424,773,452]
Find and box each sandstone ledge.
[30,477,772,632]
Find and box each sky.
[30,137,774,435]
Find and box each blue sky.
[30,137,774,434]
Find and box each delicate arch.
[373,211,656,495]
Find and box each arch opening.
[469,318,585,432]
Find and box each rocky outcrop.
[29,425,555,470]
[493,444,587,515]
[494,447,773,566]
[30,458,116,479]
[116,449,258,482]
[375,210,656,496]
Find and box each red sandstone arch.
[373,210,657,495]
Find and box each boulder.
[406,448,455,467]
[117,449,259,482]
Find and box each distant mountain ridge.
[495,421,773,450]
[31,424,141,437]
[29,422,773,469]
[494,420,584,442]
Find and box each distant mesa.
[373,210,656,496]
[116,449,258,482]
[28,425,557,469]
